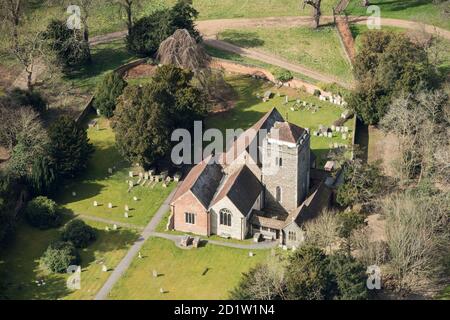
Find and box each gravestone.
[113,224,117,230]
[336,126,341,132]
[138,252,142,259]
[125,205,129,211]
[108,168,113,174]
[249,252,254,257]
[331,125,336,131]
[129,171,134,178]
[72,192,76,197]
[144,172,149,180]
[93,201,98,207]
[129,180,134,188]
[133,196,138,201]
[342,133,347,140]
[124,212,128,218]
[108,203,113,209]
[105,226,110,231]
[102,265,108,272]
[327,132,333,138]
[152,270,158,278]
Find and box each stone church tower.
[261,121,310,214]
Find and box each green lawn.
[346,0,450,31]
[56,116,176,227]
[63,40,137,93]
[0,219,138,300]
[218,26,354,83]
[108,237,269,299]
[207,75,354,164]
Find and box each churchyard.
[108,237,270,300]
[207,75,355,166]
[0,220,138,300]
[56,117,177,227]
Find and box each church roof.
[269,121,306,144]
[211,165,262,216]
[171,156,223,208]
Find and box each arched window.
[219,208,232,227]
[275,186,282,203]
[288,231,296,241]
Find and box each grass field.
[346,0,450,31]
[55,116,176,227]
[207,75,354,164]
[218,26,353,83]
[0,220,138,300]
[108,237,269,299]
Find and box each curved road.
[89,16,450,89]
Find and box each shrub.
[44,19,91,69]
[61,219,96,248]
[93,71,127,118]
[271,67,293,83]
[48,117,94,178]
[25,196,61,229]
[41,241,80,273]
[313,89,321,97]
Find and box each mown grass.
[346,0,450,31]
[207,75,354,165]
[108,237,269,299]
[0,219,138,300]
[55,116,176,227]
[217,26,354,83]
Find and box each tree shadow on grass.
[78,227,139,268]
[370,0,432,12]
[220,31,265,48]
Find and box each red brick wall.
[172,191,210,236]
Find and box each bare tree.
[110,0,142,35]
[10,31,46,91]
[382,192,449,293]
[351,227,389,267]
[0,0,24,50]
[157,29,234,109]
[362,0,370,7]
[302,0,322,29]
[304,209,339,252]
[0,104,50,178]
[380,90,449,184]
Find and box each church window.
[219,208,232,226]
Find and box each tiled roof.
[171,156,223,208]
[211,165,262,215]
[268,121,306,144]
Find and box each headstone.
[108,203,113,209]
[129,171,134,178]
[108,168,113,174]
[112,224,117,230]
[152,270,158,278]
[72,191,76,197]
[124,212,128,218]
[125,205,129,211]
[327,132,333,138]
[249,252,254,257]
[102,265,108,272]
[128,180,134,188]
[344,126,349,133]
[336,126,341,132]
[105,226,110,231]
[138,252,142,259]
[159,288,164,294]
[139,172,143,179]
[284,95,288,104]
[144,172,149,180]
[342,133,347,140]
[331,125,336,131]
[162,183,167,188]
[133,196,138,201]
[93,201,98,207]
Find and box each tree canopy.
[349,31,441,125]
[113,64,208,167]
[93,71,127,118]
[126,0,199,56]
